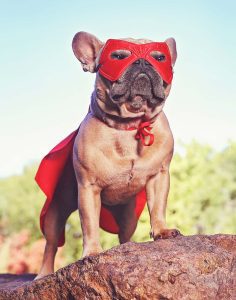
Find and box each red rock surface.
[0,234,235,300]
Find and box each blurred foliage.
[0,165,43,241]
[168,141,236,234]
[0,141,236,272]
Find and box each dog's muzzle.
[109,58,166,111]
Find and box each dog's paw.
[82,245,103,258]
[150,228,182,241]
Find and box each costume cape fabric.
[35,126,147,247]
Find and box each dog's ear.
[165,38,177,66]
[72,31,103,73]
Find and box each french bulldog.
[36,31,180,279]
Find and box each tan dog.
[36,32,180,279]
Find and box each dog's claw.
[172,229,182,237]
[154,234,162,240]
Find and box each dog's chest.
[76,116,159,202]
[113,132,137,157]
[95,132,151,202]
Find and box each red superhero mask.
[98,39,173,84]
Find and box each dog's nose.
[133,59,151,67]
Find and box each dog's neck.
[89,92,159,130]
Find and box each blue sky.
[0,0,236,177]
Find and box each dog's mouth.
[109,70,165,116]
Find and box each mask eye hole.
[150,51,166,62]
[111,50,131,60]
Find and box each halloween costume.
[35,39,173,246]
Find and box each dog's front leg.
[146,159,181,240]
[77,184,103,257]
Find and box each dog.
[35,31,180,279]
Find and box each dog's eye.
[111,50,131,60]
[150,51,166,62]
[111,54,126,60]
[156,55,165,61]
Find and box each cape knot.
[128,121,154,146]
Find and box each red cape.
[35,128,147,247]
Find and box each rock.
[0,234,235,300]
